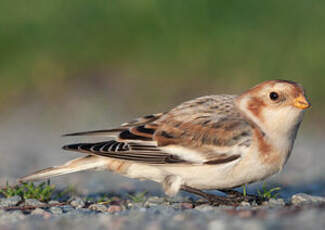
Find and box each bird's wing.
[63,113,165,137]
[63,95,253,165]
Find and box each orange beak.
[293,95,311,110]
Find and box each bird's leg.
[220,189,264,204]
[180,185,240,206]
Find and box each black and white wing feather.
[63,95,253,165]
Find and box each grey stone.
[240,201,251,206]
[268,198,286,207]
[31,208,52,219]
[48,200,60,205]
[291,193,325,206]
[0,210,25,223]
[89,204,107,212]
[66,208,94,216]
[195,204,214,212]
[144,196,165,207]
[61,205,75,213]
[70,197,85,208]
[49,206,63,215]
[127,202,144,209]
[0,196,22,207]
[24,199,44,206]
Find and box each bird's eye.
[269,92,279,101]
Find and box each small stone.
[268,198,286,207]
[195,204,214,212]
[70,197,85,208]
[0,196,22,207]
[107,205,123,213]
[127,202,144,209]
[291,193,325,206]
[0,210,25,222]
[24,199,44,206]
[49,206,63,215]
[61,205,74,213]
[180,202,194,209]
[89,204,108,212]
[31,208,52,219]
[144,196,165,207]
[48,200,60,205]
[70,208,93,215]
[240,201,251,207]
[262,201,269,206]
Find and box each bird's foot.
[203,193,244,206]
[221,189,265,205]
[181,185,265,206]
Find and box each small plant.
[242,184,247,197]
[128,191,147,203]
[0,181,55,202]
[257,182,281,199]
[97,196,114,205]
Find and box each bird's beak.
[293,95,311,110]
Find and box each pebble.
[240,201,251,207]
[89,204,108,212]
[0,196,22,207]
[61,205,75,213]
[291,193,325,206]
[24,199,44,206]
[0,210,25,223]
[268,198,286,207]
[49,206,63,215]
[144,196,165,207]
[48,200,60,205]
[70,197,85,209]
[195,204,214,212]
[68,208,94,216]
[107,205,123,213]
[31,208,52,219]
[180,202,194,209]
[0,194,324,229]
[127,202,144,209]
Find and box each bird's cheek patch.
[247,97,265,121]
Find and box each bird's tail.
[18,156,108,183]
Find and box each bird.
[19,80,310,205]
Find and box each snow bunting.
[19,80,310,204]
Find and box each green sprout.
[242,184,247,197]
[257,182,281,199]
[128,191,147,203]
[0,181,55,202]
[97,194,114,205]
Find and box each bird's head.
[236,80,310,137]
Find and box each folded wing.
[63,95,252,165]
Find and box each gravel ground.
[0,193,325,230]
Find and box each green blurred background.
[0,0,324,124]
